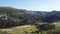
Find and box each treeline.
[0,15,40,28]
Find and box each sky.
[0,0,60,11]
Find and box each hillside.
[0,7,60,34]
[0,7,60,28]
[0,7,46,28]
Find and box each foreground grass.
[0,25,37,34]
[0,22,60,34]
[9,25,37,34]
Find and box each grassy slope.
[0,25,37,34]
[0,22,60,34]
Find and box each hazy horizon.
[0,0,60,11]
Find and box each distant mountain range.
[0,7,60,23]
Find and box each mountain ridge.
[0,7,60,28]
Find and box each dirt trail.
[0,25,31,31]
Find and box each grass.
[0,25,37,34]
[9,25,37,34]
[0,22,60,34]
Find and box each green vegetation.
[0,24,60,34]
[0,25,37,34]
[0,7,60,34]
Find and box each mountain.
[0,7,45,28]
[44,11,60,22]
[0,7,60,28]
[0,7,60,22]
